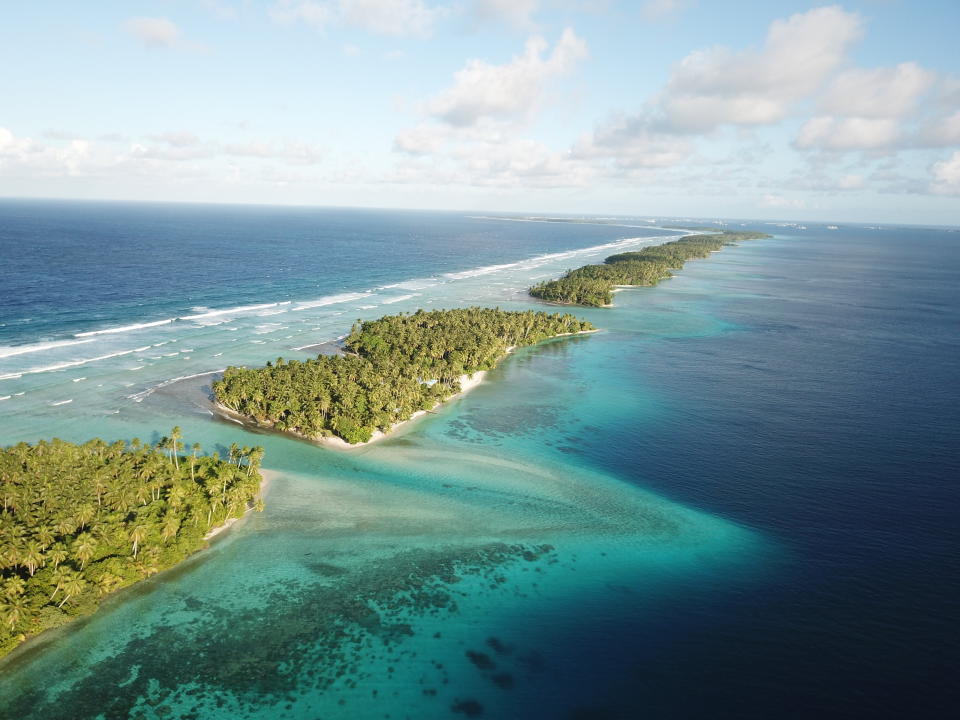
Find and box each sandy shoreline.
[212,370,488,451]
[213,330,597,450]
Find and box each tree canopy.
[529,231,770,307]
[0,434,264,657]
[213,307,594,444]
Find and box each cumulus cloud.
[819,62,935,119]
[125,17,181,49]
[425,28,587,126]
[0,127,92,176]
[270,0,448,37]
[793,62,944,153]
[573,114,694,169]
[392,30,593,187]
[658,5,862,132]
[570,5,866,179]
[795,116,902,151]
[0,126,326,185]
[929,151,960,195]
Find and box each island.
[212,307,595,446]
[529,231,770,307]
[0,433,265,658]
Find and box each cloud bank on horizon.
[0,0,958,223]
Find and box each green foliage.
[213,307,594,444]
[0,434,264,657]
[529,232,770,307]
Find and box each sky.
[1,1,958,224]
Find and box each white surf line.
[441,234,681,281]
[0,347,146,382]
[180,302,291,322]
[291,292,373,312]
[75,318,175,337]
[381,294,419,304]
[0,338,96,359]
[50,399,73,406]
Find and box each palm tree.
[2,576,26,599]
[169,426,182,470]
[35,525,56,550]
[74,503,96,531]
[48,566,70,601]
[21,541,44,576]
[130,523,149,558]
[58,572,87,608]
[96,572,123,597]
[1,595,30,629]
[72,533,97,570]
[48,546,68,568]
[161,515,179,542]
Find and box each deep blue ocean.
[0,200,957,719]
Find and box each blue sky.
[1,1,958,223]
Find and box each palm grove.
[213,307,594,445]
[0,432,264,657]
[529,232,770,307]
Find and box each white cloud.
[270,0,448,37]
[425,28,587,126]
[929,151,960,195]
[795,116,902,151]
[0,127,92,176]
[0,127,37,157]
[569,7,862,172]
[819,62,935,119]
[125,17,181,49]
[658,5,862,132]
[472,0,539,30]
[573,114,694,169]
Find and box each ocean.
[0,200,957,719]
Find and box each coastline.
[213,369,489,451]
[0,471,269,663]
[213,329,598,450]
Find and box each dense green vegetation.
[213,307,594,445]
[529,231,770,307]
[0,433,264,657]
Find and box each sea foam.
[75,318,175,337]
[0,338,95,359]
